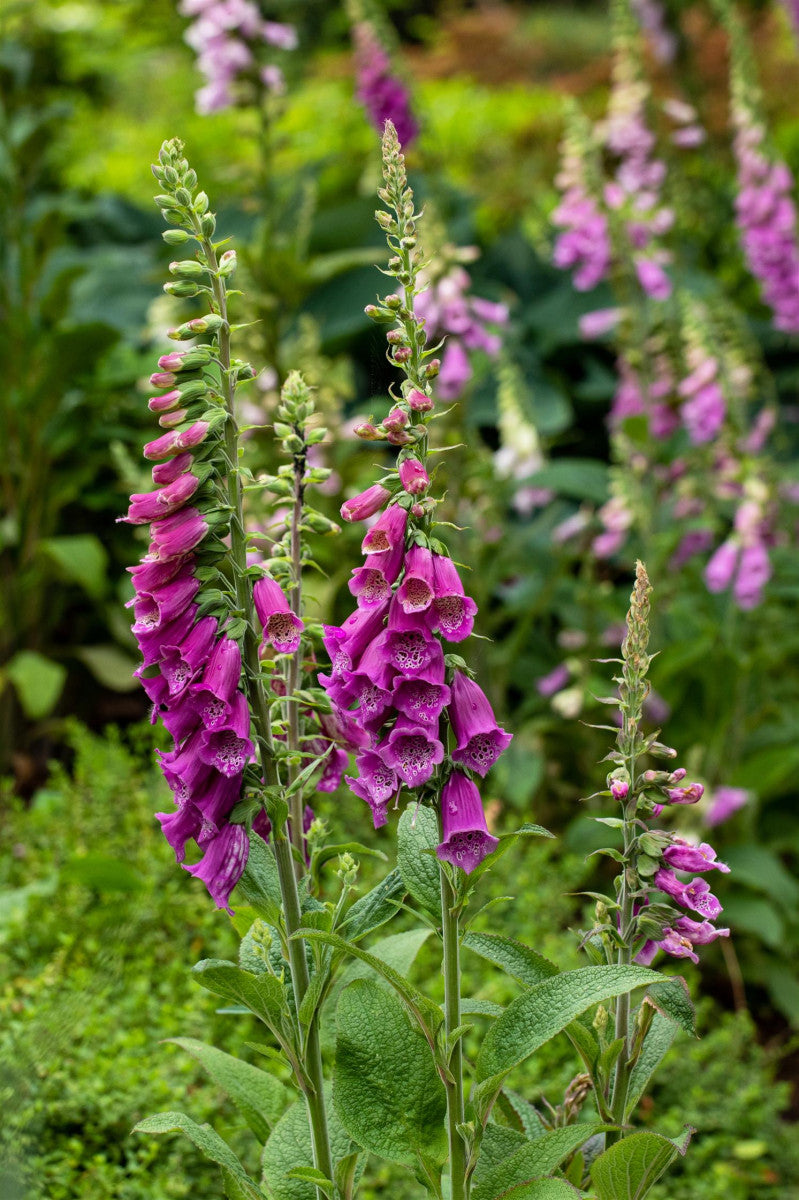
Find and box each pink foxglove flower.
[705,785,749,827]
[353,21,418,149]
[254,576,304,654]
[436,771,499,875]
[340,483,390,523]
[449,671,513,777]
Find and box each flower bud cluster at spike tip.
[599,561,732,967]
[124,140,261,912]
[320,122,508,868]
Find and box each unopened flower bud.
[669,768,687,783]
[353,422,383,441]
[424,358,441,379]
[188,314,224,335]
[162,228,191,245]
[383,407,408,432]
[386,329,405,345]
[398,457,429,495]
[610,779,629,801]
[169,259,206,278]
[148,389,182,413]
[408,389,433,412]
[150,372,177,389]
[385,293,402,309]
[411,503,424,517]
[218,249,237,277]
[393,346,412,363]
[386,428,414,446]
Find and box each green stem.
[286,443,307,868]
[608,791,636,1144]
[440,864,468,1200]
[199,222,336,1197]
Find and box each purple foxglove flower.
[361,505,408,555]
[635,257,672,300]
[193,769,246,835]
[657,929,699,964]
[322,600,390,676]
[705,539,740,594]
[663,838,730,874]
[136,603,199,668]
[437,339,472,401]
[379,716,444,788]
[348,540,404,608]
[536,663,570,698]
[157,802,203,863]
[427,555,478,643]
[733,541,771,610]
[340,483,390,523]
[449,671,512,777]
[610,779,629,801]
[131,568,200,635]
[150,375,177,391]
[134,664,170,711]
[183,821,249,912]
[682,877,723,921]
[331,641,394,729]
[634,940,658,966]
[664,782,704,805]
[152,451,195,486]
[318,705,371,752]
[129,553,192,594]
[143,421,209,460]
[386,601,444,678]
[317,747,349,793]
[579,308,621,339]
[198,691,254,777]
[159,616,219,698]
[148,507,209,561]
[347,749,400,828]
[190,636,243,729]
[353,21,418,148]
[682,383,726,444]
[398,458,429,495]
[672,915,730,944]
[253,576,304,654]
[653,866,687,902]
[392,676,451,726]
[159,728,211,804]
[162,690,203,744]
[705,785,749,827]
[396,545,435,613]
[408,388,434,412]
[436,771,499,874]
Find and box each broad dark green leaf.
[233,831,284,923]
[397,804,442,917]
[590,1129,693,1200]
[476,965,660,1081]
[340,867,406,941]
[261,1090,360,1200]
[645,978,696,1037]
[133,1111,262,1199]
[166,1038,291,1142]
[463,932,558,987]
[192,959,287,1028]
[625,1013,677,1118]
[334,979,447,1166]
[475,1124,609,1200]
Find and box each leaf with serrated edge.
[625,1013,677,1118]
[233,831,283,922]
[590,1129,693,1200]
[490,1179,583,1200]
[645,977,697,1037]
[134,1111,262,1199]
[463,932,558,987]
[340,867,406,941]
[474,1124,609,1200]
[262,1091,361,1200]
[397,804,441,916]
[166,1038,291,1142]
[192,959,287,1028]
[334,979,447,1166]
[476,965,660,1082]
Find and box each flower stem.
[286,439,307,868]
[608,788,637,1144]
[440,863,468,1200]
[199,221,336,1197]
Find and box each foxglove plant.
[131,135,725,1200]
[351,10,418,148]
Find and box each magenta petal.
[361,504,408,554]
[198,692,254,777]
[380,716,444,787]
[448,671,512,776]
[190,637,242,727]
[435,771,498,874]
[160,616,219,698]
[397,545,435,613]
[157,803,202,863]
[183,822,249,912]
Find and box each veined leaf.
[474,1124,610,1200]
[133,1111,262,1199]
[463,932,558,987]
[262,1090,361,1200]
[590,1129,693,1200]
[166,1038,291,1142]
[397,803,442,917]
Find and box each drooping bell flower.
[663,838,730,874]
[157,803,203,864]
[190,636,243,728]
[398,458,429,495]
[182,822,250,913]
[656,929,699,964]
[130,568,200,635]
[435,770,499,874]
[427,555,477,642]
[340,483,390,522]
[159,616,219,699]
[654,868,723,921]
[361,504,408,555]
[152,451,195,486]
[705,786,749,827]
[317,747,350,793]
[198,691,254,777]
[396,545,435,613]
[448,671,512,777]
[663,782,704,805]
[348,540,405,608]
[378,716,444,788]
[322,599,390,677]
[122,472,199,525]
[136,604,199,668]
[392,675,451,726]
[253,576,304,654]
[144,421,210,460]
[148,507,209,561]
[705,539,740,594]
[386,599,444,678]
[347,749,400,828]
[162,689,203,744]
[129,554,191,593]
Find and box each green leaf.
[5,650,67,719]
[166,1038,292,1142]
[625,1014,677,1117]
[293,928,443,1037]
[471,1125,529,1189]
[463,932,558,987]
[234,832,284,923]
[334,979,447,1167]
[192,959,288,1029]
[340,867,406,941]
[476,965,660,1082]
[397,803,442,917]
[339,928,432,988]
[474,1124,609,1200]
[590,1129,693,1200]
[133,1111,262,1199]
[76,645,139,691]
[39,534,109,599]
[645,978,696,1037]
[262,1090,360,1200]
[488,1180,584,1199]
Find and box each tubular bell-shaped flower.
[254,575,304,654]
[449,671,513,777]
[436,771,499,874]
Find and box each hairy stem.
[286,441,307,868]
[440,864,468,1200]
[199,222,336,1196]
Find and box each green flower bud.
[162,229,191,245]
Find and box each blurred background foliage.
[3,0,799,1195]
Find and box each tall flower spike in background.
[349,0,418,148]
